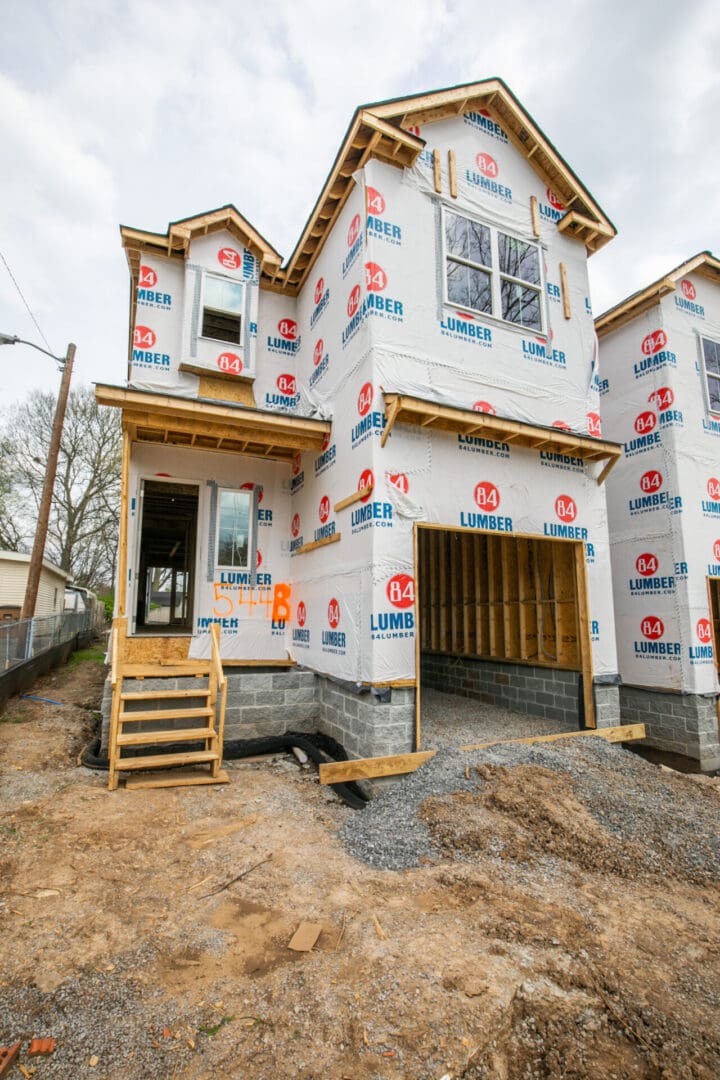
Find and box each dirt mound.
[420,763,647,877]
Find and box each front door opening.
[135,481,199,634]
[416,526,593,749]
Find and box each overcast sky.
[1,0,718,405]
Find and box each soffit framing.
[95,384,330,464]
[382,393,621,483]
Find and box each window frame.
[199,271,245,347]
[215,487,254,571]
[441,206,547,335]
[699,334,720,417]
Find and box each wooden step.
[119,664,211,678]
[121,689,211,702]
[125,769,229,790]
[117,727,216,747]
[116,750,219,771]
[119,707,214,723]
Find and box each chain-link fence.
[0,610,96,672]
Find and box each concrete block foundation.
[620,685,720,772]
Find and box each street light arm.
[0,333,71,366]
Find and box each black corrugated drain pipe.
[79,729,368,809]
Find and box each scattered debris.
[288,922,323,952]
[88,1055,100,1067]
[27,1037,55,1056]
[372,913,386,940]
[198,854,272,899]
[0,1042,21,1079]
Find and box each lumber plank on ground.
[317,724,646,783]
[124,769,229,789]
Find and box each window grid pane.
[703,337,720,376]
[205,276,244,314]
[500,279,541,330]
[217,491,251,568]
[446,259,492,313]
[708,373,720,413]
[498,233,540,286]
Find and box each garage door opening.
[415,525,594,750]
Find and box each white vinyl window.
[701,337,720,415]
[216,489,252,569]
[201,274,244,345]
[443,209,544,332]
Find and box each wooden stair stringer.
[107,620,228,790]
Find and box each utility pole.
[0,334,75,622]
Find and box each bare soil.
[1,653,719,1079]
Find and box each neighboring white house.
[0,551,71,621]
[596,252,720,770]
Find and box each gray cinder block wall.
[316,676,416,759]
[99,667,415,758]
[620,686,720,771]
[421,653,621,730]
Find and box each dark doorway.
[135,481,199,633]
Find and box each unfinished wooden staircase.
[107,620,228,790]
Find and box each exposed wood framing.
[559,262,571,319]
[573,542,596,728]
[334,485,373,512]
[448,150,457,198]
[530,195,540,238]
[96,384,330,464]
[413,522,421,750]
[293,532,341,556]
[418,527,584,675]
[318,724,647,783]
[117,428,131,618]
[382,393,621,481]
[556,211,615,254]
[433,149,442,193]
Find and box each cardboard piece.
[288,921,323,952]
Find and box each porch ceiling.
[95,384,331,463]
[381,393,622,484]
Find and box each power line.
[0,247,54,353]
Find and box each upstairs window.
[201,274,244,345]
[217,489,251,568]
[444,210,543,332]
[701,337,720,414]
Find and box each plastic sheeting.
[122,105,620,682]
[600,270,720,694]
